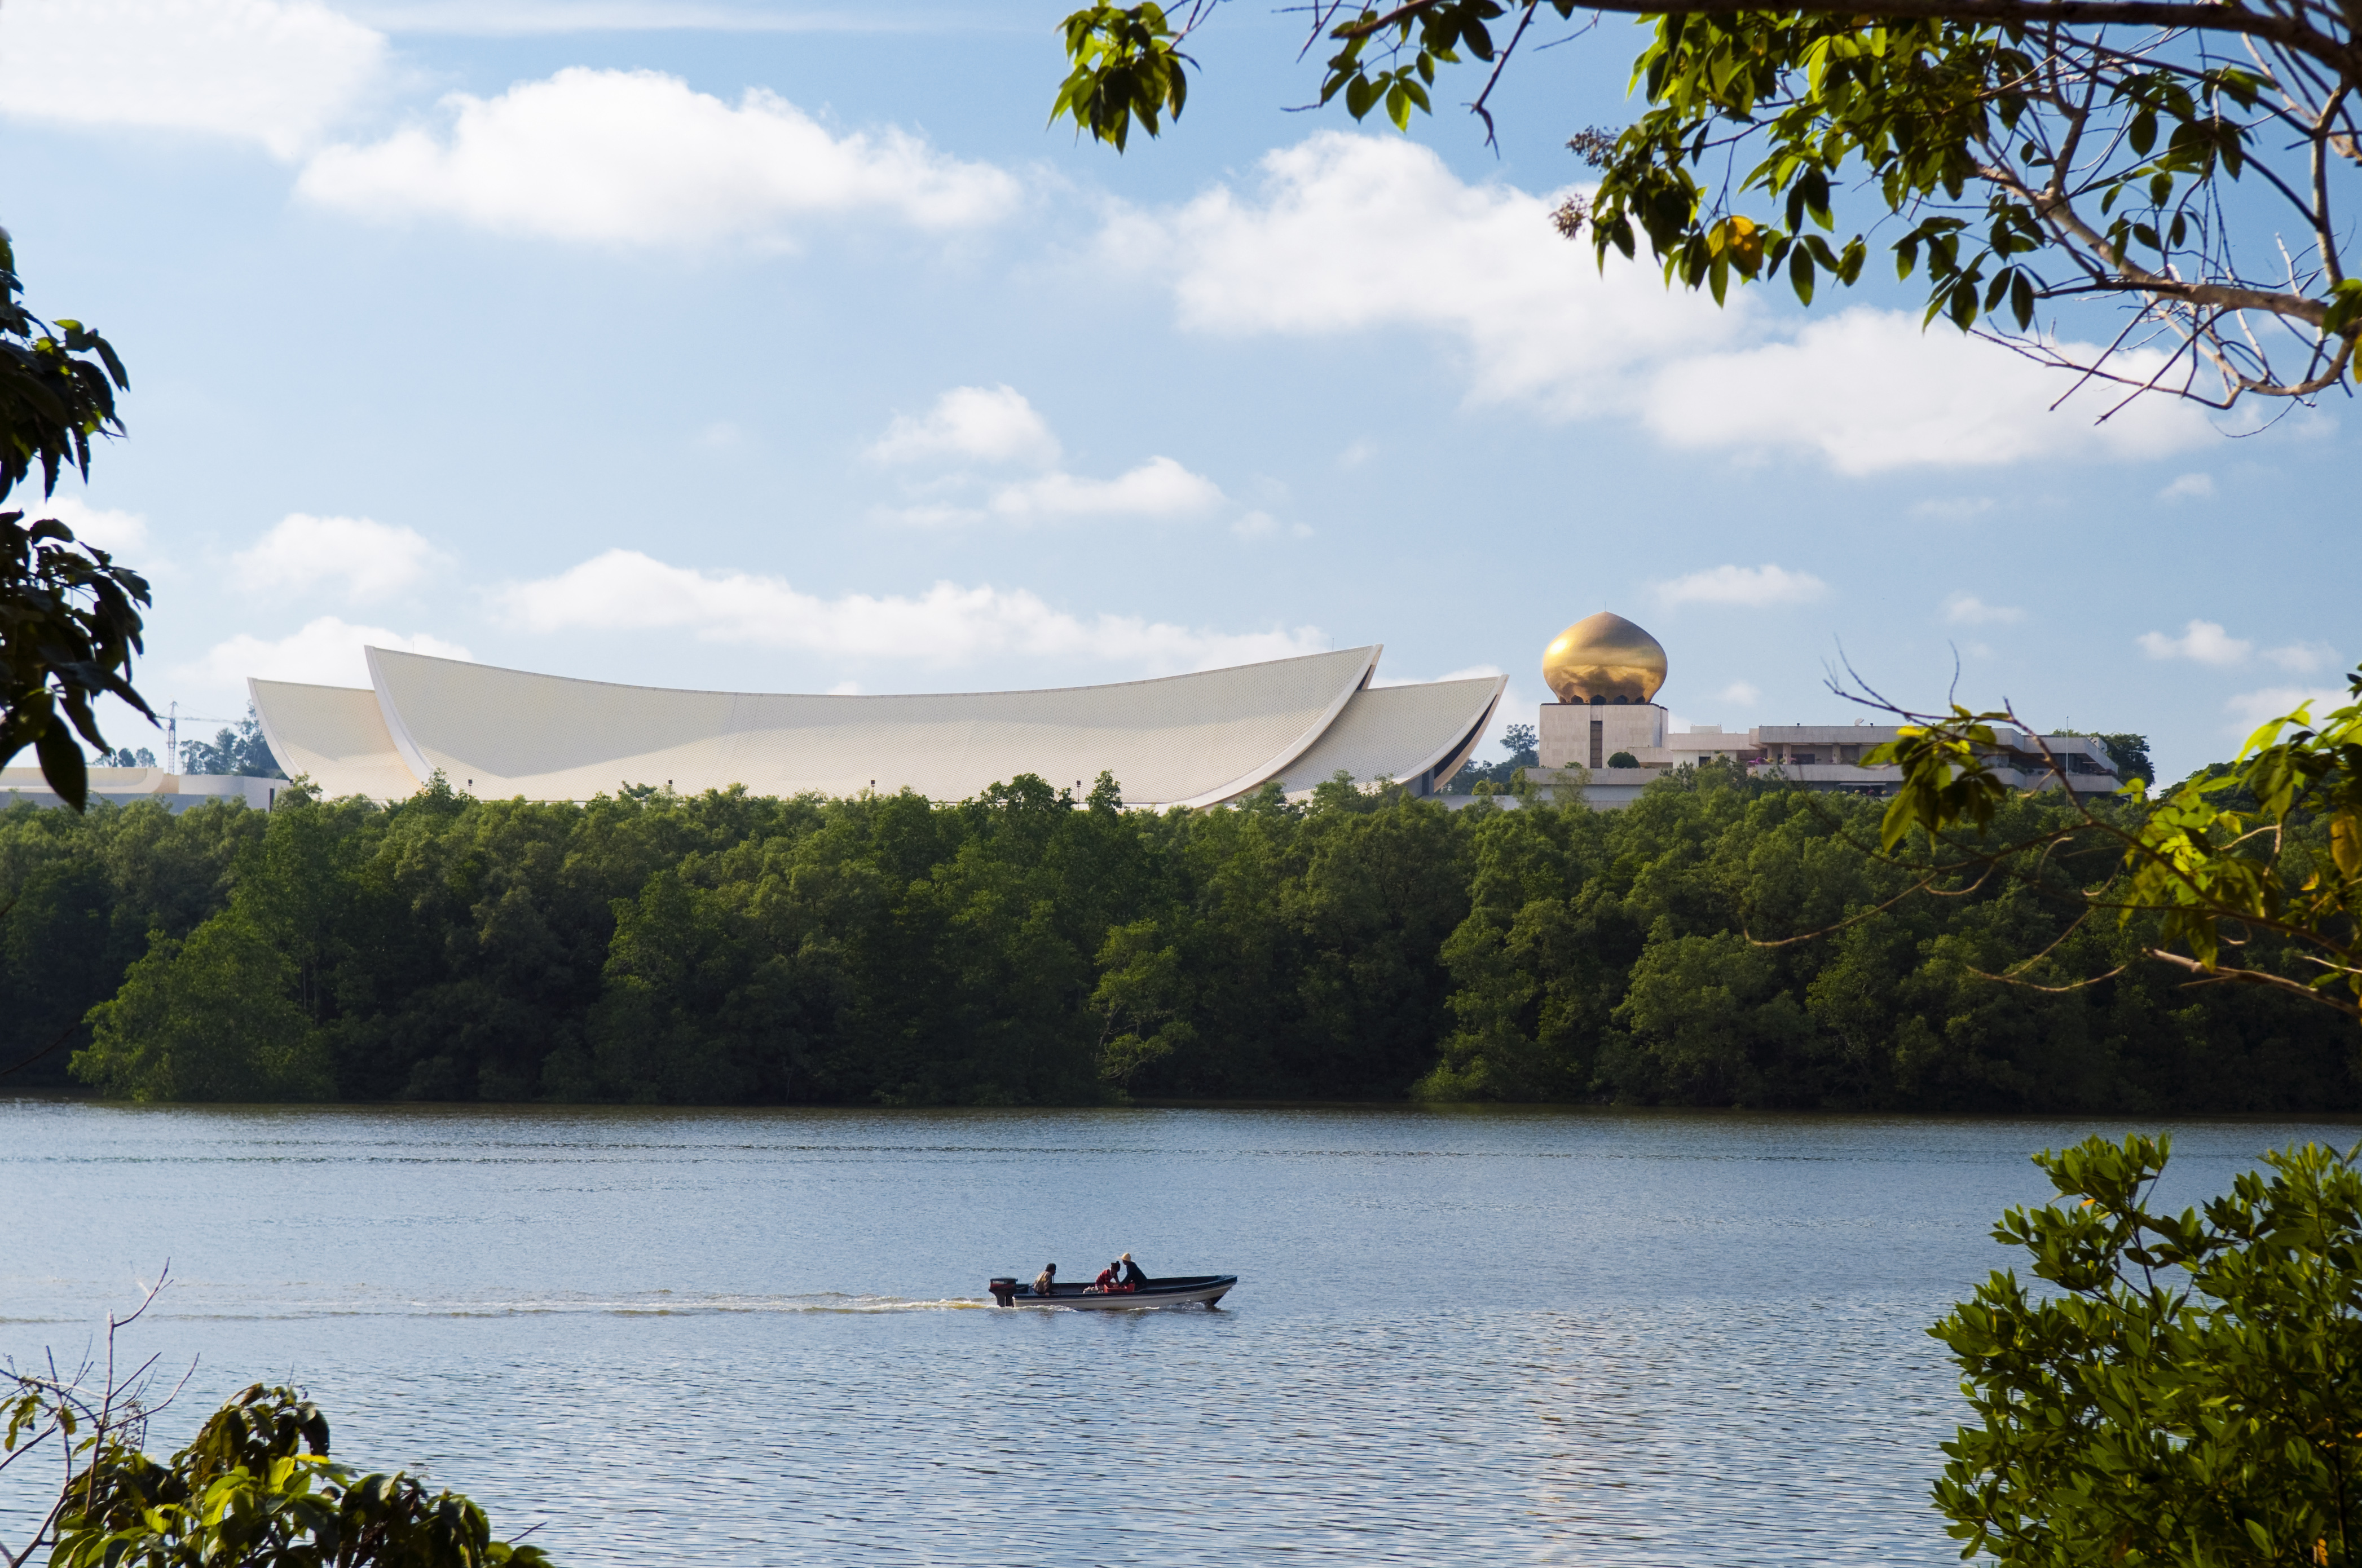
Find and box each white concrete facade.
[1538,703,1669,770]
[248,648,1509,810]
[0,767,283,812]
[1530,709,2121,801]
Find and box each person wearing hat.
[1118,1252,1148,1290]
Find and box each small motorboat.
[986,1273,1236,1309]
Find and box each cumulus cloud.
[1910,497,1997,520]
[2158,472,2216,501]
[2227,684,2351,729]
[2140,619,2339,674]
[27,492,152,556]
[496,550,1326,673]
[179,616,471,690]
[989,456,1223,520]
[866,386,1226,526]
[1655,564,1829,608]
[869,385,1060,469]
[1717,681,1763,705]
[1372,661,1503,691]
[295,67,1019,245]
[2265,643,2339,673]
[1945,593,2024,626]
[1104,131,2215,472]
[329,1,914,31]
[1641,308,2206,473]
[0,0,385,157]
[2139,619,2255,665]
[1101,132,1731,419]
[231,513,449,601]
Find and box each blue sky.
[3,0,2350,785]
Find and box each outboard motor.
[988,1277,1017,1307]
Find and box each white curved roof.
[248,678,424,803]
[1270,676,1505,796]
[360,646,1381,808]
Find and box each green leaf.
[34,721,88,811]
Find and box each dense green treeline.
[2,766,2352,1109]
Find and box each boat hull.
[987,1274,1236,1309]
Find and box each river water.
[2,1100,2351,1565]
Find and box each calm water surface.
[3,1100,2352,1565]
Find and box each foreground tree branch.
[1053,0,2362,409]
[1817,663,2362,1022]
[0,231,149,809]
[5,1270,556,1568]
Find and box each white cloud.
[1655,564,1829,608]
[1910,497,1996,520]
[0,0,386,157]
[1642,308,2207,473]
[2226,684,2351,729]
[1102,132,1733,419]
[2139,619,2254,665]
[2158,472,2216,502]
[1718,681,1762,705]
[296,67,1019,246]
[179,616,471,690]
[21,492,151,556]
[1373,661,1503,690]
[869,385,1060,469]
[866,386,1225,526]
[989,456,1222,520]
[496,550,1327,673]
[231,512,448,602]
[1104,132,2216,472]
[2139,619,2341,675]
[336,1,922,32]
[1946,593,2025,626]
[2265,642,2338,674]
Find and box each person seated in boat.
[1033,1262,1057,1298]
[1118,1252,1148,1291]
[1088,1261,1122,1294]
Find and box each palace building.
[1523,611,2123,805]
[246,646,1507,809]
[3,616,2125,814]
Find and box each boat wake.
[162,1292,997,1321]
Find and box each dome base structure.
[1539,703,1667,772]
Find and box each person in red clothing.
[1090,1261,1122,1293]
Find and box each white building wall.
[1538,704,1665,770]
[0,768,280,812]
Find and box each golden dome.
[1543,612,1667,705]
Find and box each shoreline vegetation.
[2,763,2351,1111]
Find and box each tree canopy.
[1053,0,2359,407]
[1934,1133,2362,1565]
[180,705,287,779]
[9,766,2351,1109]
[1856,667,2362,1025]
[5,1280,552,1568]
